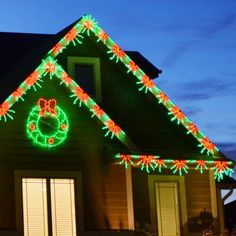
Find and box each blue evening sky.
[0,0,236,160]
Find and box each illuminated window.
[22,178,77,236]
[68,56,101,101]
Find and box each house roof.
[0,31,160,104]
[0,14,234,181]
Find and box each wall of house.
[132,168,215,235]
[56,34,201,156]
[0,76,128,232]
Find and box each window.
[67,57,101,101]
[15,171,82,236]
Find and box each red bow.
[37,98,57,117]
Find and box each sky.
[0,0,236,160]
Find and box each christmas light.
[107,45,125,63]
[156,159,167,173]
[26,98,69,148]
[137,155,158,173]
[198,137,218,156]
[114,154,234,181]
[196,160,208,174]
[97,30,109,42]
[169,106,186,124]
[70,86,90,106]
[157,92,169,104]
[137,75,155,93]
[0,102,15,122]
[212,161,234,181]
[0,14,226,158]
[171,160,188,175]
[103,120,122,139]
[118,154,133,169]
[127,61,139,74]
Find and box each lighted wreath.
[26,98,69,148]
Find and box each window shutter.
[155,182,180,236]
[22,178,48,236]
[50,179,77,236]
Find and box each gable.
[0,14,234,181]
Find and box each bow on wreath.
[37,98,57,117]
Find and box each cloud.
[162,14,236,68]
[217,142,236,161]
[182,106,203,116]
[200,14,235,38]
[176,76,236,101]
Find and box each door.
[155,182,181,236]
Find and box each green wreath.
[26,98,69,148]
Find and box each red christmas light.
[37,98,57,117]
[12,88,24,99]
[158,92,169,103]
[0,101,10,116]
[61,72,73,85]
[196,160,207,173]
[51,43,63,55]
[111,45,125,59]
[187,123,199,135]
[48,137,55,145]
[91,105,105,117]
[29,123,36,131]
[82,20,94,30]
[155,159,167,172]
[137,155,157,173]
[128,61,139,73]
[60,123,67,130]
[25,71,40,86]
[74,87,89,102]
[98,30,109,41]
[171,160,188,175]
[141,75,155,89]
[214,161,228,174]
[119,154,133,168]
[106,120,121,136]
[64,28,78,42]
[45,62,56,74]
[171,106,185,121]
[201,137,216,153]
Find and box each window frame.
[67,56,102,102]
[15,170,83,235]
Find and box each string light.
[115,154,234,181]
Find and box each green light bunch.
[26,104,69,148]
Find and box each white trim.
[125,166,134,230]
[67,56,102,101]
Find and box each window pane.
[155,182,180,236]
[75,64,94,95]
[50,179,77,236]
[22,178,48,236]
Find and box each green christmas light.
[26,98,69,148]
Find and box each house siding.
[0,77,128,232]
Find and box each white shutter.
[50,179,77,236]
[155,182,180,236]
[22,178,48,236]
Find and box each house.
[0,14,234,236]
